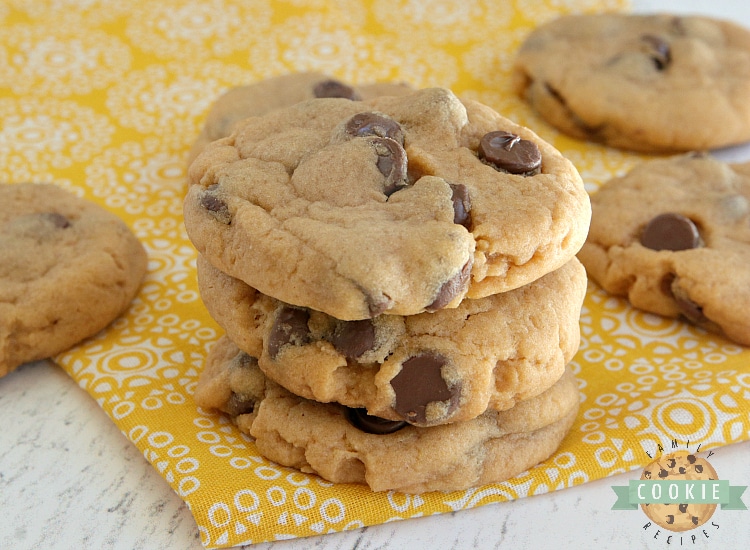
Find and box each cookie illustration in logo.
[640,451,718,532]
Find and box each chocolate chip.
[425,259,472,312]
[390,352,455,424]
[674,292,707,325]
[641,34,671,70]
[658,468,669,478]
[367,137,408,196]
[199,185,231,225]
[267,306,311,359]
[313,79,361,100]
[331,319,375,360]
[478,131,542,175]
[687,454,697,464]
[224,393,256,416]
[449,183,471,229]
[345,112,404,144]
[640,213,702,251]
[365,293,393,317]
[666,515,675,525]
[345,408,407,435]
[43,212,71,229]
[664,275,707,325]
[679,504,689,513]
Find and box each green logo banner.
[611,480,747,510]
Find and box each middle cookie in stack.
[185,86,590,491]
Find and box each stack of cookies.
[184,81,591,493]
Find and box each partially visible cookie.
[197,254,586,426]
[0,183,148,376]
[195,335,580,493]
[578,154,750,345]
[640,451,718,532]
[514,13,750,152]
[188,72,414,165]
[184,87,589,320]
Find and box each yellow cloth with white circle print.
[2,0,749,547]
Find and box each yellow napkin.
[3,0,749,547]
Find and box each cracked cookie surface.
[514,13,750,152]
[0,183,147,376]
[578,154,750,345]
[194,335,580,493]
[184,87,589,320]
[197,255,586,426]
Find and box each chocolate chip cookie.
[188,72,414,165]
[514,13,750,152]
[194,335,580,493]
[578,154,750,345]
[0,183,148,376]
[184,87,590,320]
[196,255,586,426]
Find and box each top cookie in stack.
[184,86,590,320]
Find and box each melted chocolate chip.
[674,293,707,324]
[478,131,542,175]
[368,137,408,196]
[331,319,375,360]
[449,183,472,229]
[640,213,702,251]
[641,34,671,70]
[663,275,707,325]
[224,393,256,416]
[267,307,311,359]
[390,352,455,424]
[313,79,361,100]
[345,112,404,144]
[199,185,231,224]
[366,293,393,317]
[44,212,71,229]
[425,259,472,312]
[345,408,407,435]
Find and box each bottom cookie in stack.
[195,335,580,494]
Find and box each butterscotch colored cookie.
[0,183,148,376]
[195,335,580,493]
[514,13,750,152]
[640,451,718,532]
[197,255,586,426]
[184,87,589,320]
[188,72,414,165]
[578,154,750,345]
